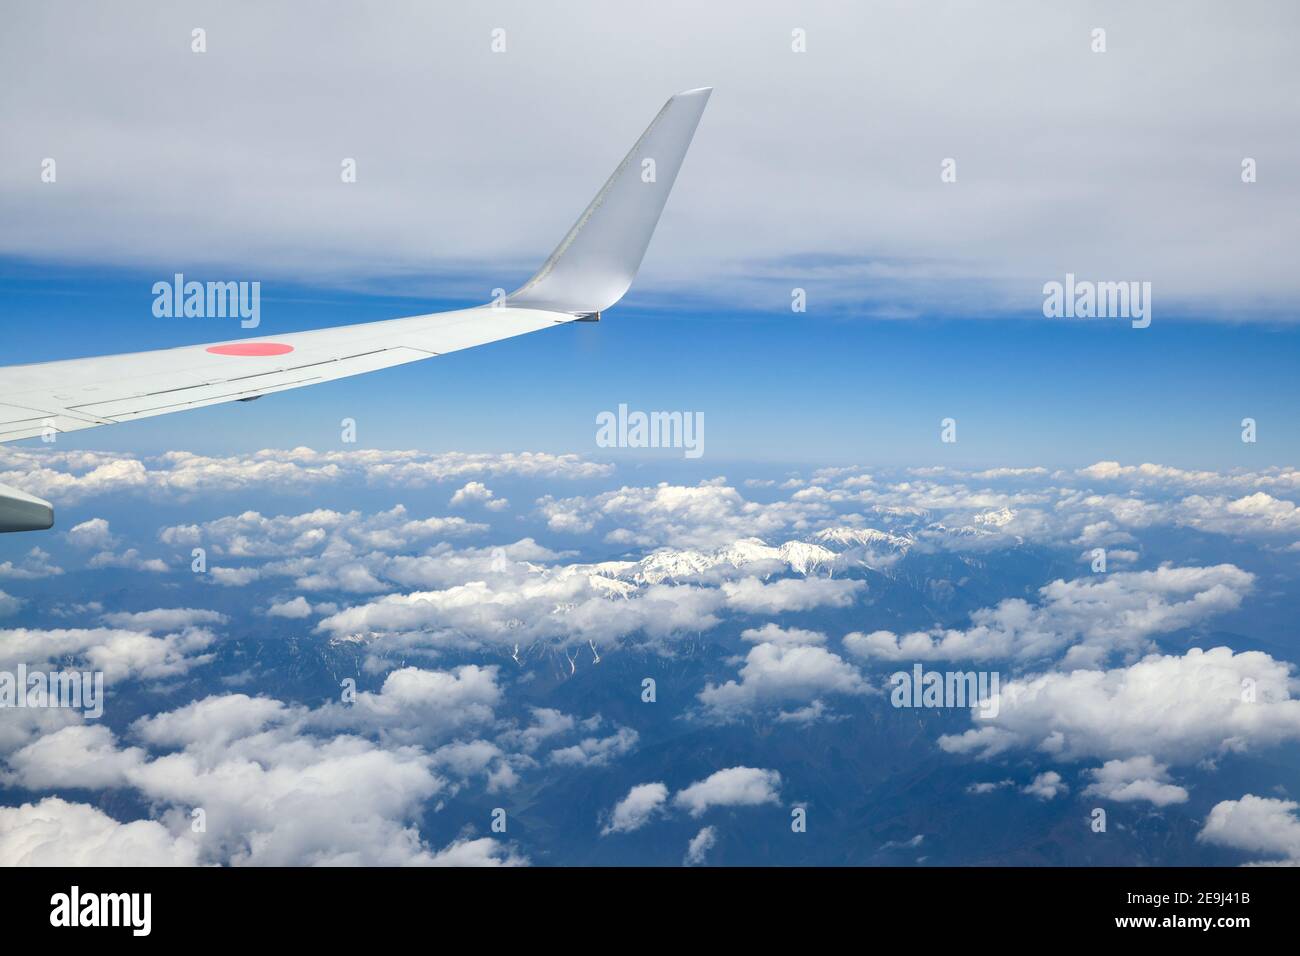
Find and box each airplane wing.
[0,87,712,531]
[0,307,575,445]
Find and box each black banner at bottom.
[0,866,1281,941]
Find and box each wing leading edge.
[0,88,711,531]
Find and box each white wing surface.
[0,307,572,445]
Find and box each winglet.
[507,87,712,316]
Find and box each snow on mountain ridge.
[811,527,915,552]
[972,507,1017,527]
[566,536,838,587]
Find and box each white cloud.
[939,647,1300,768]
[1177,492,1300,537]
[425,837,527,867]
[1077,462,1300,494]
[314,571,726,651]
[775,700,833,724]
[0,591,23,617]
[698,642,868,722]
[683,825,718,865]
[673,767,782,817]
[100,608,228,631]
[48,601,103,619]
[802,464,1300,551]
[740,624,827,646]
[0,448,608,506]
[4,725,146,791]
[161,504,483,562]
[3,691,524,866]
[602,783,669,835]
[313,665,504,747]
[0,797,199,866]
[383,539,562,590]
[845,565,1254,668]
[0,625,214,682]
[548,726,638,768]
[267,596,313,618]
[497,707,579,754]
[4,4,1297,320]
[1081,756,1188,806]
[430,740,520,794]
[88,549,168,573]
[0,708,81,759]
[1023,771,1067,800]
[0,456,150,505]
[0,547,63,580]
[1198,795,1300,865]
[966,780,1014,795]
[208,566,261,587]
[134,695,291,752]
[450,481,509,511]
[537,481,830,549]
[65,517,115,549]
[160,506,524,596]
[973,467,1050,480]
[721,576,863,615]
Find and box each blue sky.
[3,256,1296,469]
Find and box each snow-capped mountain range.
[566,526,921,588]
[545,509,1027,596]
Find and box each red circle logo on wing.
[205,343,295,357]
